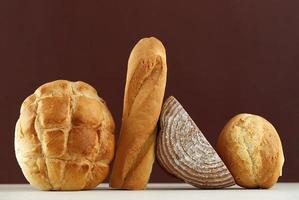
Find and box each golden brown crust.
[110,37,167,189]
[15,80,115,190]
[217,113,284,189]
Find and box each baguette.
[110,37,167,189]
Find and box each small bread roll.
[217,113,284,188]
[15,80,115,190]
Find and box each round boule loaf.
[15,80,115,190]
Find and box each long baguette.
[110,37,167,189]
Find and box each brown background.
[1,0,298,183]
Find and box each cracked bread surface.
[15,80,115,190]
[217,113,284,188]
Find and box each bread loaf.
[217,113,284,188]
[157,96,235,188]
[110,37,167,189]
[15,80,115,190]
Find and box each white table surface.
[0,183,298,200]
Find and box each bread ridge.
[110,37,167,189]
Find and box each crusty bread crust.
[110,37,167,189]
[217,113,284,188]
[15,80,115,190]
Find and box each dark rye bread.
[157,96,235,188]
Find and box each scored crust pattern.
[157,96,235,188]
[110,37,167,189]
[15,80,115,190]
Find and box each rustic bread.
[157,96,235,188]
[15,80,115,190]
